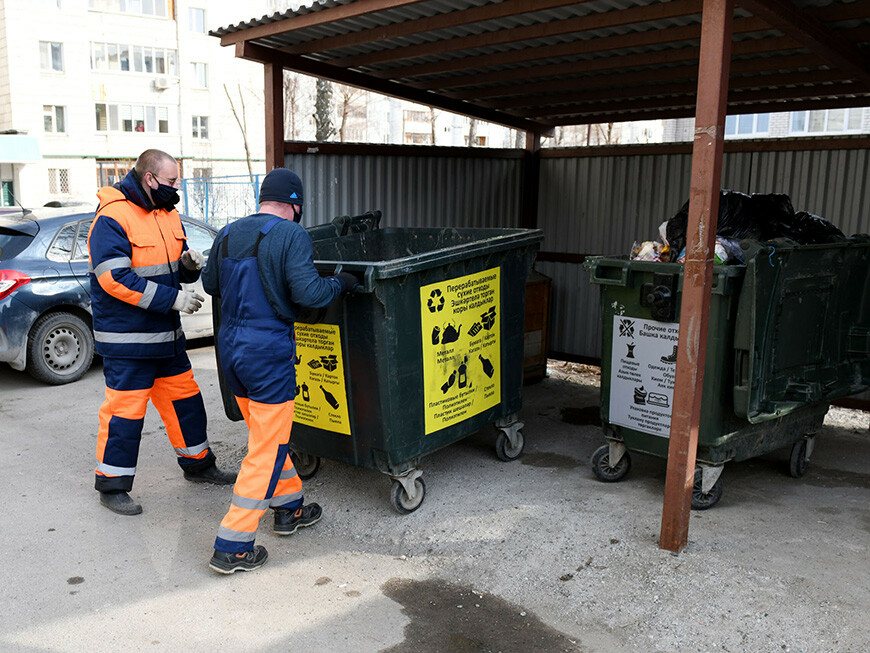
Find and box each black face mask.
[293,205,303,224]
[151,183,180,210]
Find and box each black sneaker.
[99,491,143,515]
[274,503,322,535]
[184,464,237,485]
[209,545,268,574]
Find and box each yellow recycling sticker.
[293,323,351,435]
[421,267,501,435]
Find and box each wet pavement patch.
[381,578,582,652]
[521,451,581,470]
[559,406,601,426]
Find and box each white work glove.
[181,248,204,271]
[173,288,205,314]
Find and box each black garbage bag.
[665,190,842,261]
[776,211,845,244]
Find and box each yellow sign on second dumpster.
[420,267,501,435]
[293,323,351,435]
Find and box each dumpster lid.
[313,227,543,279]
[733,237,870,422]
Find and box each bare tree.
[468,118,478,147]
[335,84,364,142]
[428,107,438,145]
[284,71,300,140]
[314,79,336,142]
[224,83,253,178]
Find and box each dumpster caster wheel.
[495,429,524,461]
[691,468,723,510]
[591,444,631,482]
[390,478,426,515]
[789,438,813,478]
[290,451,321,480]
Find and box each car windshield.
[0,228,34,262]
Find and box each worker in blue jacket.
[202,168,358,574]
[88,149,236,516]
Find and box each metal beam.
[236,42,555,135]
[330,0,704,68]
[219,0,431,46]
[283,0,590,56]
[385,16,770,79]
[425,39,805,91]
[660,0,732,553]
[738,0,870,85]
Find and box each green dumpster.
[216,212,543,513]
[585,237,870,508]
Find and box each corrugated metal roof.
[213,0,870,131]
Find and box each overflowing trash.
[630,190,846,263]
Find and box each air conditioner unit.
[154,76,171,90]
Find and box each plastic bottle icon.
[301,382,310,402]
[441,370,456,394]
[479,354,495,378]
[457,357,468,388]
[320,385,340,410]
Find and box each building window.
[48,169,70,195]
[43,106,66,133]
[190,62,208,88]
[191,168,211,179]
[40,0,61,8]
[97,159,134,186]
[790,108,864,135]
[404,132,432,145]
[91,42,178,76]
[95,103,170,134]
[192,116,209,139]
[724,113,770,137]
[88,0,167,18]
[404,110,428,122]
[39,41,64,72]
[189,7,206,33]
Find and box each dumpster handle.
[333,263,376,293]
[590,259,630,286]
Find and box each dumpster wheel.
[495,429,525,461]
[691,468,724,510]
[390,476,426,515]
[591,444,631,482]
[788,437,814,478]
[290,451,321,480]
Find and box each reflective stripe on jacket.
[88,185,198,358]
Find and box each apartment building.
[0,0,269,208]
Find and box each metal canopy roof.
[213,0,870,133]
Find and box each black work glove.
[336,271,361,293]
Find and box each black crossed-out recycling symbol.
[427,288,445,313]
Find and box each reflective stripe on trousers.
[95,353,211,493]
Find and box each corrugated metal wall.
[284,152,523,228]
[539,146,870,359]
[283,145,869,361]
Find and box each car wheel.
[26,312,94,384]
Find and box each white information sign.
[609,315,679,438]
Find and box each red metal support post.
[659,0,733,553]
[264,61,285,171]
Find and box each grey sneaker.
[209,545,268,574]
